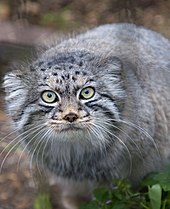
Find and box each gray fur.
[3,23,170,186]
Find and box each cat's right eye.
[41,90,58,103]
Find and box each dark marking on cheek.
[57,103,63,112]
[43,76,47,80]
[58,108,63,113]
[13,110,25,123]
[51,113,58,120]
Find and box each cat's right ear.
[3,71,29,122]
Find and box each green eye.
[80,87,95,100]
[41,91,58,103]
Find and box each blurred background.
[0,0,170,78]
[0,0,169,209]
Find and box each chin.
[47,121,107,149]
[52,128,88,143]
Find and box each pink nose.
[63,112,78,122]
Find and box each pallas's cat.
[3,24,170,198]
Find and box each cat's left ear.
[102,56,122,75]
[96,56,123,82]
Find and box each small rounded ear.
[97,56,123,79]
[103,56,122,75]
[3,71,24,95]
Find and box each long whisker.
[91,121,132,176]
[94,117,144,161]
[0,122,42,143]
[85,122,107,154]
[40,129,53,174]
[17,125,46,171]
[96,117,160,158]
[0,124,44,172]
[113,118,161,158]
[0,128,21,144]
[0,124,43,157]
[35,128,52,176]
[29,128,48,174]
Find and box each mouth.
[60,126,82,132]
[48,121,84,133]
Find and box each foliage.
[80,167,170,209]
[34,193,53,209]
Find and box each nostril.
[63,112,79,122]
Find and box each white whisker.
[29,130,46,174]
[35,128,52,176]
[113,118,161,158]
[17,125,46,171]
[91,120,132,176]
[0,124,43,157]
[94,117,144,161]
[0,124,44,172]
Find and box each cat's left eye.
[79,87,95,100]
[41,91,58,103]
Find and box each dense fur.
[3,23,170,186]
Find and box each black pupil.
[47,93,53,98]
[84,89,90,95]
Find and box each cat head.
[3,51,125,148]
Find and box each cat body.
[3,23,170,188]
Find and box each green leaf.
[93,187,112,202]
[34,193,53,209]
[143,166,170,191]
[111,202,127,209]
[79,201,99,209]
[148,184,162,209]
[142,173,158,186]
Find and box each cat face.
[3,51,125,148]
